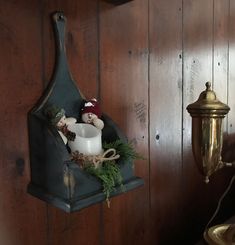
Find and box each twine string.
[72,148,120,168]
[93,149,120,167]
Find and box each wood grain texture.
[42,1,101,245]
[99,0,150,244]
[182,0,213,236]
[1,0,235,244]
[149,0,183,243]
[213,0,229,106]
[0,1,48,245]
[205,0,235,228]
[213,0,229,132]
[182,0,226,242]
[228,0,235,135]
[42,0,99,98]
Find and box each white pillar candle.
[67,123,102,155]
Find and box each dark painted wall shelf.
[27,12,143,213]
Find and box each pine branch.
[80,139,144,206]
[103,139,145,162]
[84,161,123,202]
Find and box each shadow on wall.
[222,133,235,163]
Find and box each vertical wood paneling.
[213,0,229,106]
[0,0,235,244]
[42,0,99,97]
[183,0,213,178]
[223,0,235,219]
[214,0,229,133]
[99,1,149,245]
[0,1,48,245]
[42,1,101,245]
[149,0,183,243]
[207,0,235,228]
[182,0,216,242]
[212,3,228,164]
[228,0,235,135]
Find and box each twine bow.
[93,149,120,168]
[72,148,120,168]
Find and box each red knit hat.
[81,98,102,118]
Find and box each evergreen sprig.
[84,160,123,204]
[103,139,144,162]
[82,139,144,206]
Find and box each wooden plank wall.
[0,0,235,244]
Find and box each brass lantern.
[187,82,230,183]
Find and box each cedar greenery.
[83,139,143,205]
[84,161,123,205]
[103,139,144,162]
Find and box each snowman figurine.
[81,98,104,130]
[45,105,77,144]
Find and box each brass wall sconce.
[186,82,234,183]
[187,82,235,244]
